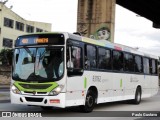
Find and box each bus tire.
[132,87,141,104]
[80,90,96,113]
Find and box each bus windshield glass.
[12,47,64,82]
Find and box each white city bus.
[11,32,159,112]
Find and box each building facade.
[0,2,52,49]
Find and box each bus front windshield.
[12,47,64,82]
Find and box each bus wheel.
[80,90,96,113]
[132,87,141,104]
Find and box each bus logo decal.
[32,91,36,95]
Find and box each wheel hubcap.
[86,95,94,107]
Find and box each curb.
[0,85,10,90]
[0,87,10,90]
[0,99,10,103]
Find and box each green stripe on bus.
[84,77,87,89]
[14,81,58,92]
[120,79,123,88]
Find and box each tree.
[0,49,13,65]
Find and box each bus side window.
[124,53,134,72]
[98,47,111,70]
[143,57,150,74]
[149,59,152,74]
[112,50,124,71]
[67,45,83,77]
[72,46,82,69]
[151,59,158,75]
[85,45,97,70]
[67,46,83,69]
[135,55,143,73]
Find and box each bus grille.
[25,97,43,102]
[19,84,52,89]
[24,91,47,95]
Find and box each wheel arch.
[136,85,142,94]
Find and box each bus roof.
[67,32,158,59]
[17,32,158,59]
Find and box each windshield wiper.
[12,74,24,81]
[27,73,39,80]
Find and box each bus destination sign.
[15,34,64,47]
[21,38,49,44]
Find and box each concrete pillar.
[77,0,116,42]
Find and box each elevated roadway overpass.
[117,0,160,28]
[77,0,160,42]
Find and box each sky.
[4,0,160,56]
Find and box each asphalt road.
[0,90,159,120]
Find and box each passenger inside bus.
[40,50,63,79]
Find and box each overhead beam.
[116,0,160,28]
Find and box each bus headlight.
[11,85,21,94]
[49,85,64,96]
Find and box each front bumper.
[10,91,66,108]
